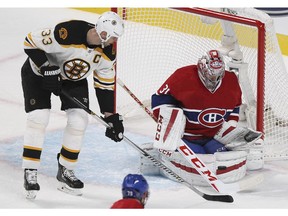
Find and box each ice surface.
[0,8,288,215]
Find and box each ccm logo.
[158,149,172,157]
[155,115,164,141]
[178,145,219,191]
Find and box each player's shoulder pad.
[54,20,94,45]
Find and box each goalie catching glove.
[103,113,124,142]
[40,65,62,96]
[214,120,262,150]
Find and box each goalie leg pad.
[159,150,215,187]
[214,151,247,183]
[158,148,247,186]
[245,139,264,170]
[154,106,186,151]
[229,134,264,171]
[140,143,160,175]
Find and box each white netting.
[115,7,288,160]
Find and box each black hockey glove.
[103,113,124,142]
[41,65,62,96]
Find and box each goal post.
[113,7,288,161]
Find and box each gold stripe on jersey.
[94,82,115,90]
[26,33,37,48]
[95,47,103,53]
[93,72,114,83]
[60,44,87,50]
[24,38,34,48]
[93,72,115,90]
[101,52,112,61]
[95,47,112,61]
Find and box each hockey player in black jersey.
[21,11,125,199]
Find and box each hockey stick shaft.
[117,78,158,122]
[116,78,245,194]
[61,90,233,203]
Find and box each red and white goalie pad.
[214,121,262,150]
[158,150,247,186]
[153,106,186,151]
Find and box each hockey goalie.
[140,50,264,187]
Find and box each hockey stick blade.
[203,194,234,203]
[60,90,234,203]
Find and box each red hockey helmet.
[197,50,225,93]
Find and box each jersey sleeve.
[93,44,116,91]
[151,69,182,119]
[93,44,117,114]
[227,106,241,122]
[23,20,92,69]
[24,27,64,69]
[24,30,51,68]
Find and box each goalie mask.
[197,50,225,93]
[95,11,124,47]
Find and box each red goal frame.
[112,7,266,136]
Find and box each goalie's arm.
[151,68,185,119]
[151,93,180,119]
[226,106,241,122]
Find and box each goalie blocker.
[141,106,264,185]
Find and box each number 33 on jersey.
[24,20,116,90]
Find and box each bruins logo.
[63,59,90,80]
[59,27,68,40]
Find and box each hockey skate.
[24,169,40,200]
[56,153,84,196]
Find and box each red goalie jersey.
[152,64,242,141]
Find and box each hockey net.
[114,7,288,161]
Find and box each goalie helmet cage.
[112,7,288,161]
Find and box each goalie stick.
[117,78,264,194]
[61,90,234,203]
